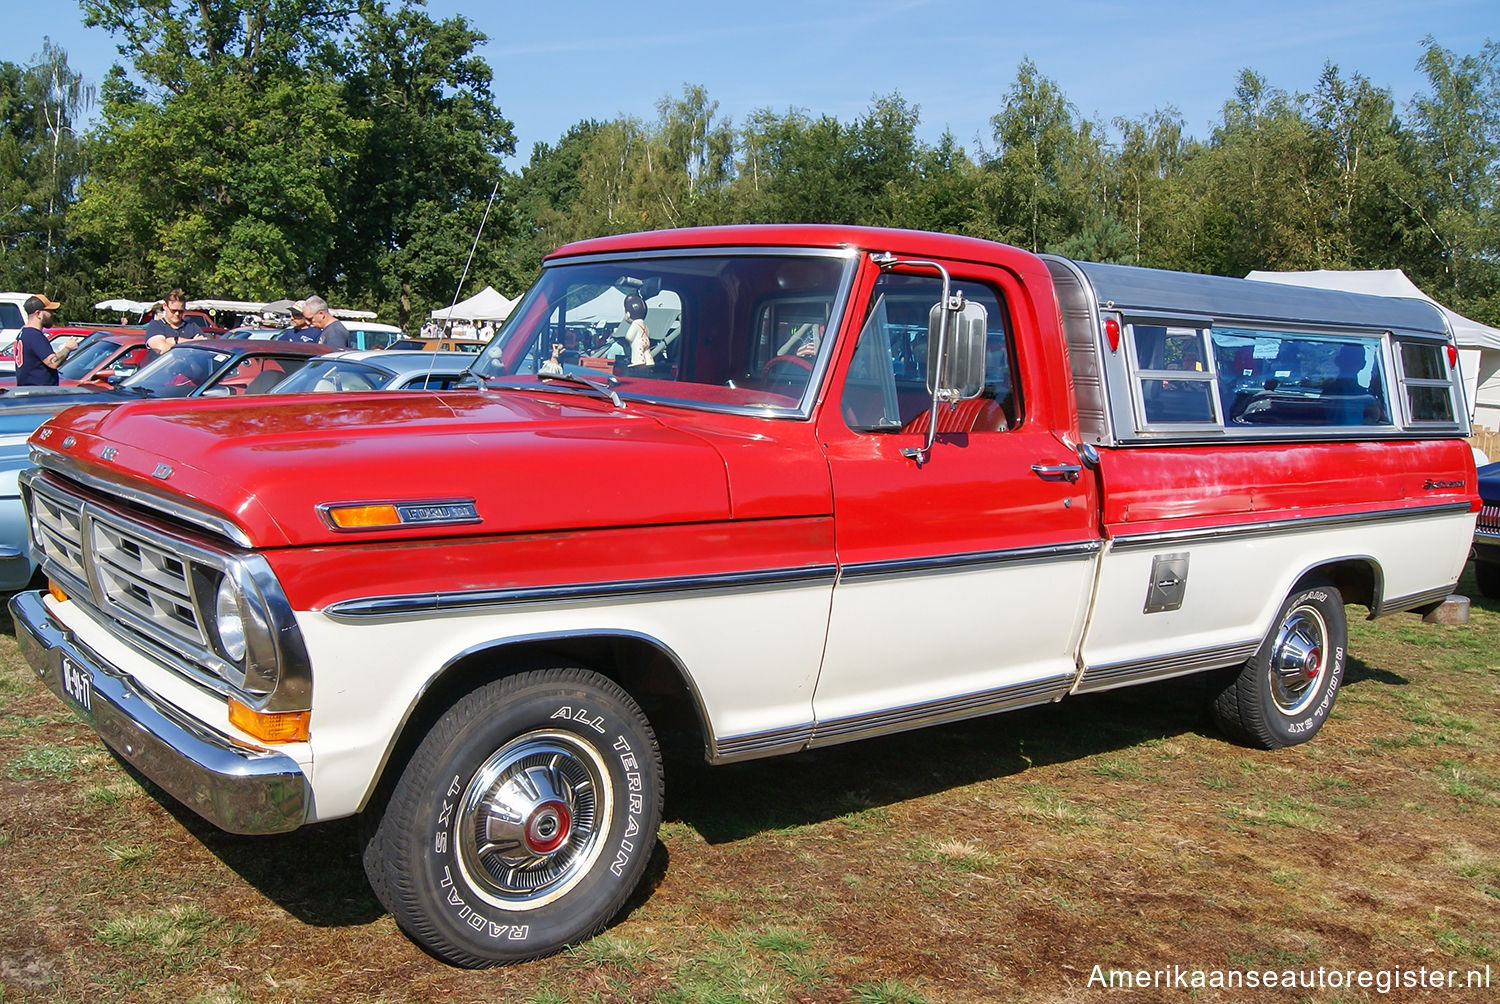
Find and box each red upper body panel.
[37,389,832,548]
[26,226,1478,588]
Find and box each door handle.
[1031,463,1082,482]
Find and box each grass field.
[1,572,1497,1003]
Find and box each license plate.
[60,656,92,715]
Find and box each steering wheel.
[759,354,814,385]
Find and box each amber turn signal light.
[47,580,68,603]
[324,504,402,529]
[229,699,310,744]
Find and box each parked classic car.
[388,335,486,353]
[1471,460,1500,597]
[0,403,65,589]
[270,350,475,392]
[0,329,150,388]
[0,338,330,409]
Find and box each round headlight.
[216,575,247,663]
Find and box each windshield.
[121,345,236,397]
[469,251,853,414]
[274,359,395,393]
[57,335,122,380]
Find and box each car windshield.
[56,336,121,380]
[121,345,235,397]
[469,251,854,415]
[274,359,395,393]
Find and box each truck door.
[811,262,1098,745]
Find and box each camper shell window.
[1041,255,1468,445]
[1119,319,1460,438]
[1396,342,1460,424]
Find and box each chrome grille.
[29,483,88,582]
[90,519,206,647]
[22,466,312,713]
[26,472,217,659]
[1478,503,1500,534]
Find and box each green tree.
[0,42,92,297]
[984,59,1085,252]
[1306,63,1408,268]
[1113,108,1188,266]
[734,92,931,227]
[70,0,512,323]
[71,0,366,300]
[645,83,735,226]
[1403,36,1500,321]
[333,0,515,326]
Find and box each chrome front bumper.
[10,590,308,834]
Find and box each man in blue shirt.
[275,300,321,343]
[144,288,208,359]
[14,294,79,386]
[301,295,350,349]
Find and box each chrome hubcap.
[455,730,612,910]
[1270,604,1328,716]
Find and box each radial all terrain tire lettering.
[363,668,663,967]
[1211,584,1346,750]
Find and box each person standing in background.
[279,300,320,343]
[14,294,78,386]
[144,289,207,359]
[301,295,349,349]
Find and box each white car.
[0,292,33,374]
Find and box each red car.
[0,328,150,387]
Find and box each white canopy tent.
[93,298,154,315]
[1246,269,1500,430]
[430,286,514,322]
[94,296,375,321]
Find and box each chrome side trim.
[10,591,308,835]
[1075,640,1262,694]
[708,675,1078,763]
[30,451,254,547]
[711,723,816,763]
[325,564,839,619]
[809,675,1072,748]
[837,540,1102,582]
[1372,582,1458,619]
[1109,501,1473,551]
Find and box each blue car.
[0,404,66,589]
[1473,461,1500,598]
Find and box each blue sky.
[8,0,1496,165]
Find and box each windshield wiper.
[489,369,623,408]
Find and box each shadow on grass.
[667,671,1233,844]
[120,674,1236,930]
[1344,654,1408,687]
[111,755,383,928]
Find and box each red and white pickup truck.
[11,225,1478,966]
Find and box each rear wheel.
[1212,584,1346,749]
[363,668,663,967]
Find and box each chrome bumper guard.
[10,590,308,835]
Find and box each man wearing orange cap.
[14,294,78,386]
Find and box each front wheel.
[363,668,663,967]
[1211,584,1347,749]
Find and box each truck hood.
[33,390,734,547]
